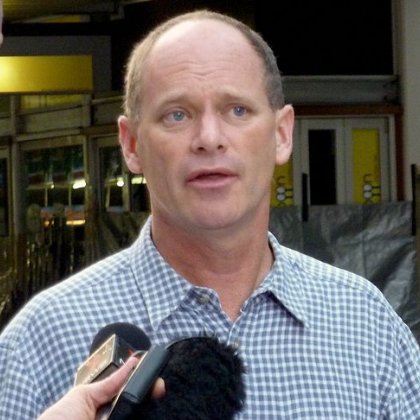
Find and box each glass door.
[20,136,87,276]
[93,135,150,213]
[299,119,346,205]
[294,117,394,205]
[344,118,393,204]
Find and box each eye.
[232,105,247,117]
[161,109,189,126]
[170,110,186,122]
[160,104,196,129]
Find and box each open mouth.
[195,173,228,180]
[187,169,236,188]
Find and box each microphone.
[75,322,151,385]
[89,322,151,354]
[107,336,246,420]
[77,324,246,419]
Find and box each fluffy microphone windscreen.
[89,322,151,354]
[134,336,246,420]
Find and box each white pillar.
[398,0,420,200]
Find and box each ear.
[274,104,294,166]
[118,115,143,174]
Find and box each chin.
[189,210,245,233]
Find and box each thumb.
[89,355,139,407]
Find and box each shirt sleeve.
[0,340,45,419]
[384,319,420,419]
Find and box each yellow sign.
[271,160,294,207]
[0,55,93,93]
[352,128,381,204]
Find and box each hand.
[38,356,165,420]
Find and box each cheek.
[243,130,277,186]
[246,126,277,165]
[139,140,180,186]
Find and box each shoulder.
[278,242,419,350]
[0,245,149,409]
[0,246,136,349]
[35,247,133,312]
[275,242,406,335]
[274,239,383,303]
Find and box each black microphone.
[107,336,246,420]
[75,322,151,385]
[77,324,246,419]
[89,322,151,355]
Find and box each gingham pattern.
[1,217,419,419]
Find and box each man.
[1,10,419,419]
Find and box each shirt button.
[198,293,210,304]
[232,340,241,350]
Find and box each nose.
[192,110,226,153]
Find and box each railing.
[0,218,84,331]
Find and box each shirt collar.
[130,217,194,330]
[255,232,309,327]
[130,218,309,329]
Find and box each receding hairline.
[123,10,284,121]
[146,16,253,60]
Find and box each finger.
[90,356,139,406]
[150,377,166,400]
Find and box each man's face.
[120,19,293,234]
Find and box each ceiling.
[2,0,139,24]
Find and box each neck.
[151,215,273,320]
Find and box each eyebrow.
[154,88,256,109]
[152,91,191,111]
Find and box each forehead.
[132,18,271,113]
[147,19,262,73]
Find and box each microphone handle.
[103,345,170,420]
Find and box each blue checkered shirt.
[1,217,419,419]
